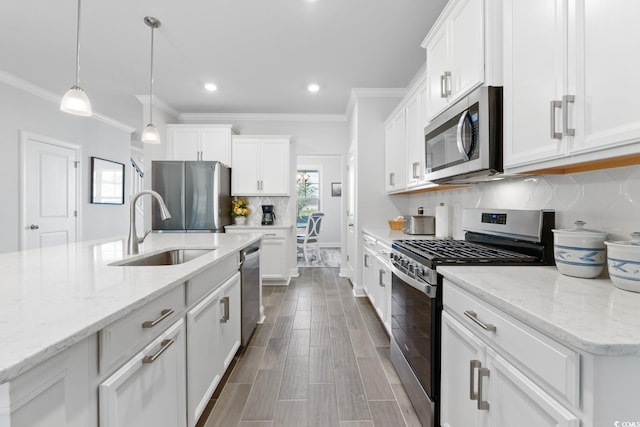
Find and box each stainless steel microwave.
[424,86,503,184]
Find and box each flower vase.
[234,216,246,225]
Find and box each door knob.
[29,224,40,230]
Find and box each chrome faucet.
[127,190,171,255]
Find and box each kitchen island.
[0,232,262,427]
[439,265,640,427]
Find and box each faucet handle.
[138,228,152,244]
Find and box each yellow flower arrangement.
[231,198,251,217]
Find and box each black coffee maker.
[261,205,276,225]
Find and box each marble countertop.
[362,228,438,246]
[439,265,640,356]
[0,232,262,383]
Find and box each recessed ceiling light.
[204,83,218,92]
[308,83,320,93]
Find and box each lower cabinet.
[186,272,241,427]
[225,226,292,281]
[361,235,392,332]
[440,312,579,427]
[99,319,187,427]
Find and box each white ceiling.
[1,0,447,129]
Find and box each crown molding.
[179,112,347,122]
[135,95,181,119]
[345,87,406,117]
[0,70,136,133]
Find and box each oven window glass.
[425,102,480,172]
[391,273,436,396]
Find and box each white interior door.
[21,134,79,250]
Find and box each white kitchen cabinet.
[441,312,579,427]
[99,319,187,427]
[186,272,241,427]
[362,243,377,305]
[404,84,427,188]
[423,0,489,120]
[231,136,291,196]
[384,110,407,192]
[225,226,292,281]
[361,233,392,332]
[503,0,640,172]
[167,124,234,165]
[1,336,97,427]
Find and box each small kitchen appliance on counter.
[390,208,555,427]
[403,215,436,235]
[261,205,276,225]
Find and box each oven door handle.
[391,265,437,298]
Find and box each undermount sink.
[113,248,215,266]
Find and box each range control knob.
[408,263,415,274]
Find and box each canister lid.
[552,220,607,237]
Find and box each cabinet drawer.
[443,280,580,407]
[99,285,185,375]
[261,229,288,240]
[186,254,239,306]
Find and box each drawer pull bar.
[142,338,174,364]
[477,367,490,410]
[464,310,496,332]
[220,296,230,323]
[469,359,481,400]
[142,309,174,329]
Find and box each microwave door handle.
[456,110,472,161]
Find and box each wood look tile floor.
[197,267,421,427]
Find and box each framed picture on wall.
[331,182,342,197]
[90,157,125,204]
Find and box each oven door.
[390,265,441,426]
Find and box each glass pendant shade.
[60,85,92,116]
[141,123,161,144]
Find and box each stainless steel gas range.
[390,208,555,427]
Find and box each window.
[296,169,320,227]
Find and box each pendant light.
[141,16,161,144]
[60,0,92,116]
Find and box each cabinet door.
[186,287,224,427]
[571,0,640,154]
[261,237,287,279]
[405,89,425,187]
[99,320,186,427]
[375,257,391,332]
[362,246,377,303]
[485,348,579,427]
[503,0,568,168]
[231,139,261,195]
[425,23,451,119]
[260,139,290,195]
[384,111,406,192]
[170,128,201,161]
[449,0,484,100]
[201,129,231,165]
[220,272,242,369]
[441,312,486,427]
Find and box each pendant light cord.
[149,23,154,124]
[75,0,82,86]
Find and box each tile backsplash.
[409,165,640,241]
[239,196,292,226]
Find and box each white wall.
[407,166,640,241]
[298,155,342,247]
[0,80,134,254]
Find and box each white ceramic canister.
[605,232,640,292]
[552,220,607,278]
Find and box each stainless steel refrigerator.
[151,161,231,232]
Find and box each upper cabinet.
[422,0,500,121]
[384,76,428,193]
[167,125,234,166]
[503,0,640,172]
[231,135,291,196]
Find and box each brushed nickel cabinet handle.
[440,74,446,98]
[477,367,490,410]
[550,100,563,139]
[379,269,385,287]
[469,359,481,400]
[220,296,230,323]
[444,71,452,97]
[142,309,174,329]
[464,310,496,332]
[364,254,370,268]
[142,338,175,364]
[562,94,575,136]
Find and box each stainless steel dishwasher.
[240,242,261,348]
